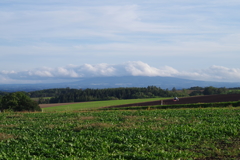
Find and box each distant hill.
[0,76,240,92]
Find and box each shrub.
[0,92,41,112]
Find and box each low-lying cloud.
[1,61,240,84]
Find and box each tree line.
[189,86,229,96]
[48,86,187,103]
[28,86,189,104]
[30,86,235,104]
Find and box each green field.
[228,89,240,93]
[42,97,169,112]
[0,107,240,159]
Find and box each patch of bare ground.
[6,114,24,118]
[121,115,143,121]
[0,133,15,141]
[0,125,17,128]
[39,102,89,108]
[64,116,95,123]
[116,119,166,130]
[117,116,155,130]
[193,138,240,160]
[74,123,114,131]
[152,117,167,122]
[212,138,240,159]
[117,121,137,129]
[77,116,95,121]
[44,125,56,129]
[149,125,165,131]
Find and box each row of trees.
[0,92,41,112]
[189,86,228,96]
[48,86,188,103]
[44,86,235,103]
[29,88,74,98]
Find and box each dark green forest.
[30,86,238,104]
[47,86,184,103]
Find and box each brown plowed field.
[106,94,240,108]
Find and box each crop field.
[41,98,169,112]
[0,107,240,159]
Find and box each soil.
[39,102,89,108]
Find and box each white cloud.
[1,70,17,74]
[172,65,240,82]
[76,63,116,77]
[124,61,178,76]
[1,61,240,84]
[55,67,79,77]
[31,71,53,77]
[199,65,240,80]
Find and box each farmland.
[104,94,240,109]
[0,107,240,159]
[41,94,240,112]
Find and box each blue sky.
[1,0,240,83]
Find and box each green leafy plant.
[0,108,239,159]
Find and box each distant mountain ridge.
[0,76,240,92]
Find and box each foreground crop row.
[0,108,240,159]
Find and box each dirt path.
[39,102,89,108]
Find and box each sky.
[0,0,240,84]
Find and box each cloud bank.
[1,61,240,84]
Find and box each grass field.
[42,97,170,112]
[228,89,240,93]
[0,107,239,159]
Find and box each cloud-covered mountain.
[1,61,240,84]
[1,76,240,92]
